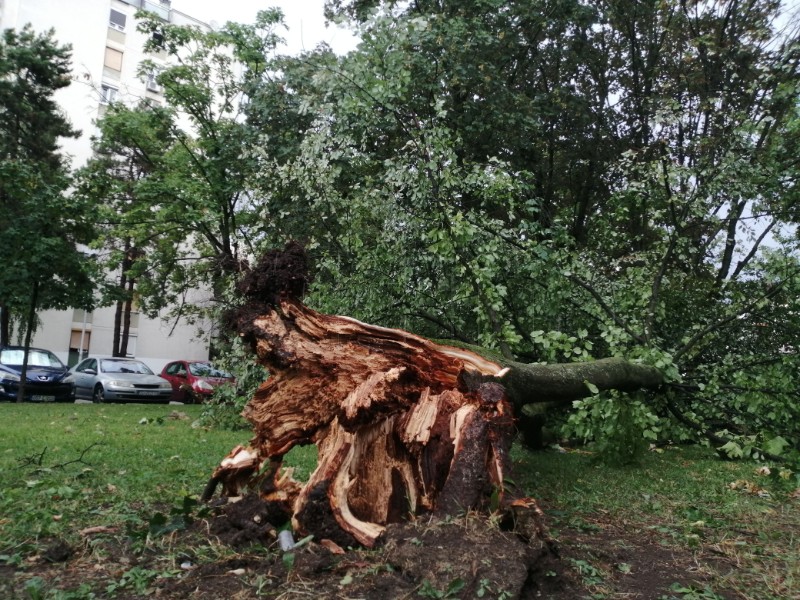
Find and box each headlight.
[194,380,214,392]
[64,374,75,384]
[0,371,20,383]
[108,380,136,388]
[159,381,172,390]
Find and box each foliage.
[265,0,800,457]
[0,26,99,346]
[60,0,800,462]
[199,335,268,430]
[565,391,655,466]
[73,9,299,335]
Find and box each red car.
[160,360,235,403]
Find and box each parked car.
[71,357,172,403]
[0,346,75,402]
[160,360,235,403]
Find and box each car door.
[72,358,98,399]
[162,361,186,400]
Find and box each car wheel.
[93,385,105,403]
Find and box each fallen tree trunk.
[206,244,665,548]
[442,340,665,410]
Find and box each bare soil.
[1,493,740,599]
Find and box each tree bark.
[491,355,663,410]
[0,304,9,347]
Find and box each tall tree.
[0,26,98,398]
[74,104,175,355]
[74,9,316,346]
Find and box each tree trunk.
[113,244,136,357]
[480,354,664,411]
[112,297,123,357]
[17,280,39,403]
[205,244,665,547]
[0,304,9,347]
[120,278,135,358]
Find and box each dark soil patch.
[0,494,740,599]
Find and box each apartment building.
[0,0,215,371]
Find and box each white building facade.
[1,0,215,371]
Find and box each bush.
[200,337,268,431]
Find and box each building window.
[104,47,123,72]
[109,9,127,31]
[72,309,93,324]
[68,330,91,367]
[100,84,118,104]
[126,335,137,358]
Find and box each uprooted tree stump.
[204,243,664,548]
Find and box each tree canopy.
[66,0,800,464]
[72,9,304,351]
[260,0,800,461]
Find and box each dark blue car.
[0,346,75,402]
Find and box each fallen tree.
[205,243,665,548]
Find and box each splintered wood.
[208,298,523,547]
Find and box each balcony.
[118,0,171,21]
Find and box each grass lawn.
[513,444,799,599]
[0,404,250,548]
[0,403,797,599]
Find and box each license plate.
[31,395,55,402]
[139,391,159,396]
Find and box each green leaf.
[718,441,744,459]
[445,578,466,597]
[763,436,789,456]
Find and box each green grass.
[0,403,250,556]
[1,405,797,600]
[512,444,800,599]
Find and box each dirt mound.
[155,494,575,600]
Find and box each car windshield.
[0,349,64,368]
[100,359,153,375]
[189,363,231,378]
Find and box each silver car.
[71,357,172,403]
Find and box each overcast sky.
[169,0,359,55]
